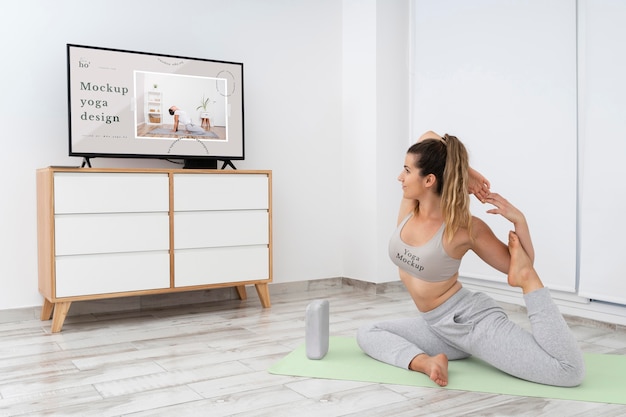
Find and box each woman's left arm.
[469,217,509,274]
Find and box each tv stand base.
[183,159,237,170]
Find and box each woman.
[357,132,585,387]
[169,105,206,134]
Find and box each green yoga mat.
[269,336,626,405]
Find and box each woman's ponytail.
[406,133,473,241]
[441,134,472,242]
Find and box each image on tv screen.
[67,44,244,162]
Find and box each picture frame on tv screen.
[66,44,244,168]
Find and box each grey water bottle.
[305,299,329,360]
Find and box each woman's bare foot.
[409,353,449,386]
[507,231,544,294]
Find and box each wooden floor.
[1,280,626,416]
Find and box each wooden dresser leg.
[255,283,271,308]
[51,301,71,333]
[235,285,248,301]
[40,298,55,321]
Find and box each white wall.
[374,2,412,282]
[11,0,624,327]
[578,0,626,305]
[411,0,578,293]
[1,0,412,311]
[341,1,410,284]
[0,0,366,310]
[342,1,379,284]
[409,0,626,325]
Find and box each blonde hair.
[407,134,472,241]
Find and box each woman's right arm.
[418,130,442,141]
[468,167,490,202]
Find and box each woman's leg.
[357,316,470,367]
[465,232,585,387]
[464,289,585,387]
[357,315,469,386]
[186,123,206,134]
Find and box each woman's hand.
[484,192,525,225]
[483,192,535,263]
[468,167,490,202]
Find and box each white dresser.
[37,167,272,332]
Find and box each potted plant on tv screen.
[197,94,215,129]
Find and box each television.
[66,44,244,169]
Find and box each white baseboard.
[3,276,626,329]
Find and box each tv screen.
[66,44,244,168]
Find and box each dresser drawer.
[54,172,169,214]
[175,245,269,287]
[55,251,170,297]
[55,212,170,256]
[174,210,268,249]
[173,174,268,211]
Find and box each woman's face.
[398,153,425,199]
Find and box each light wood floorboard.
[0,282,625,416]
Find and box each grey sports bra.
[388,213,461,282]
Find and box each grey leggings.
[356,287,585,387]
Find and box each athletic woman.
[357,132,585,387]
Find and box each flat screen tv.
[66,44,244,169]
